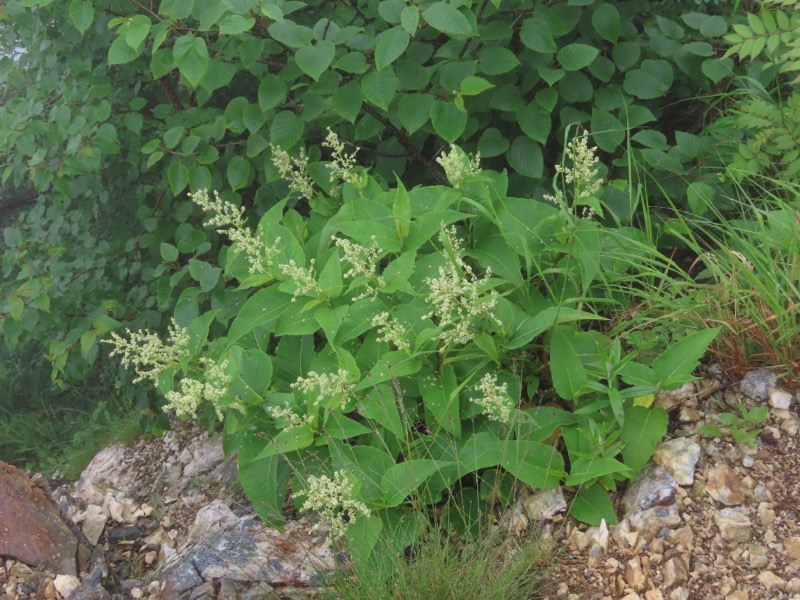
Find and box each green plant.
[697,403,769,446]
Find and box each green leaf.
[479,46,520,75]
[557,44,598,71]
[612,42,641,72]
[460,76,494,96]
[652,328,720,389]
[550,326,587,401]
[400,6,420,35]
[621,406,668,474]
[477,128,509,157]
[268,20,314,48]
[125,15,151,49]
[227,155,251,191]
[419,365,460,437]
[359,386,406,442]
[623,59,673,100]
[516,104,550,144]
[270,111,304,149]
[398,93,433,133]
[566,457,632,486]
[393,179,411,240]
[507,135,543,178]
[520,18,556,53]
[362,68,397,111]
[237,430,291,525]
[160,242,179,262]
[173,34,209,88]
[258,74,287,111]
[701,58,734,84]
[431,101,467,143]
[167,161,189,195]
[382,460,454,507]
[295,40,335,80]
[218,14,255,34]
[500,440,565,489]
[591,4,620,43]
[375,27,410,71]
[108,36,141,65]
[591,108,625,152]
[569,483,618,525]
[422,3,472,37]
[506,307,598,350]
[332,81,363,124]
[356,352,423,390]
[229,347,273,403]
[69,0,94,34]
[226,286,293,346]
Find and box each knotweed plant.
[190,189,280,274]
[102,318,189,384]
[278,259,323,301]
[297,471,370,540]
[372,311,411,352]
[166,357,239,420]
[470,373,513,424]
[323,128,363,191]
[436,144,481,189]
[544,130,604,219]
[424,225,501,347]
[291,369,355,409]
[333,235,386,300]
[270,144,316,200]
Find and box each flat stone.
[523,487,566,521]
[622,463,681,538]
[0,462,79,576]
[725,592,747,600]
[626,557,646,589]
[644,590,664,600]
[187,500,238,544]
[705,464,746,505]
[81,505,107,546]
[662,557,688,588]
[715,507,752,543]
[769,388,793,409]
[739,369,775,401]
[758,570,785,590]
[655,383,696,411]
[182,436,225,478]
[785,537,800,562]
[53,575,81,598]
[73,445,138,505]
[653,438,701,485]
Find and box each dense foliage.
[1,0,798,573]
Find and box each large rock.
[622,463,681,538]
[0,462,79,575]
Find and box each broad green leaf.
[431,101,467,142]
[173,34,209,88]
[257,425,315,458]
[375,27,410,71]
[516,103,550,144]
[458,433,502,472]
[227,155,251,191]
[653,327,720,389]
[400,6,419,34]
[506,307,599,350]
[557,44,598,71]
[392,179,411,240]
[362,68,397,110]
[125,15,151,49]
[507,135,543,178]
[270,111,304,149]
[226,286,293,346]
[165,0,193,19]
[422,3,472,37]
[382,460,453,506]
[257,74,287,111]
[592,4,620,43]
[167,161,189,195]
[295,40,335,80]
[355,351,423,390]
[591,108,625,152]
[237,431,291,525]
[566,457,632,486]
[108,36,141,65]
[325,413,373,439]
[332,81,363,123]
[623,59,673,100]
[612,42,641,72]
[419,365,460,437]
[268,20,314,48]
[460,76,493,96]
[398,93,433,133]
[621,406,668,474]
[520,18,556,53]
[477,128,509,157]
[500,440,565,489]
[228,347,273,403]
[550,326,587,401]
[218,14,255,34]
[569,483,618,525]
[69,0,94,34]
[359,386,406,441]
[479,46,520,75]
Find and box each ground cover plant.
[1,0,799,590]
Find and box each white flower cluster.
[103,319,190,384]
[270,145,315,200]
[424,226,500,347]
[267,403,315,429]
[436,144,481,189]
[372,311,410,352]
[165,358,239,420]
[323,128,362,190]
[544,131,604,219]
[333,235,386,300]
[189,189,280,274]
[278,259,323,301]
[470,373,513,423]
[291,369,354,409]
[297,471,370,540]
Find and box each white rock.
[668,588,689,600]
[186,500,239,544]
[53,574,80,599]
[183,435,225,477]
[81,504,108,546]
[523,487,566,521]
[653,438,701,485]
[73,444,137,505]
[769,389,793,409]
[758,570,786,590]
[715,507,752,543]
[705,464,746,505]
